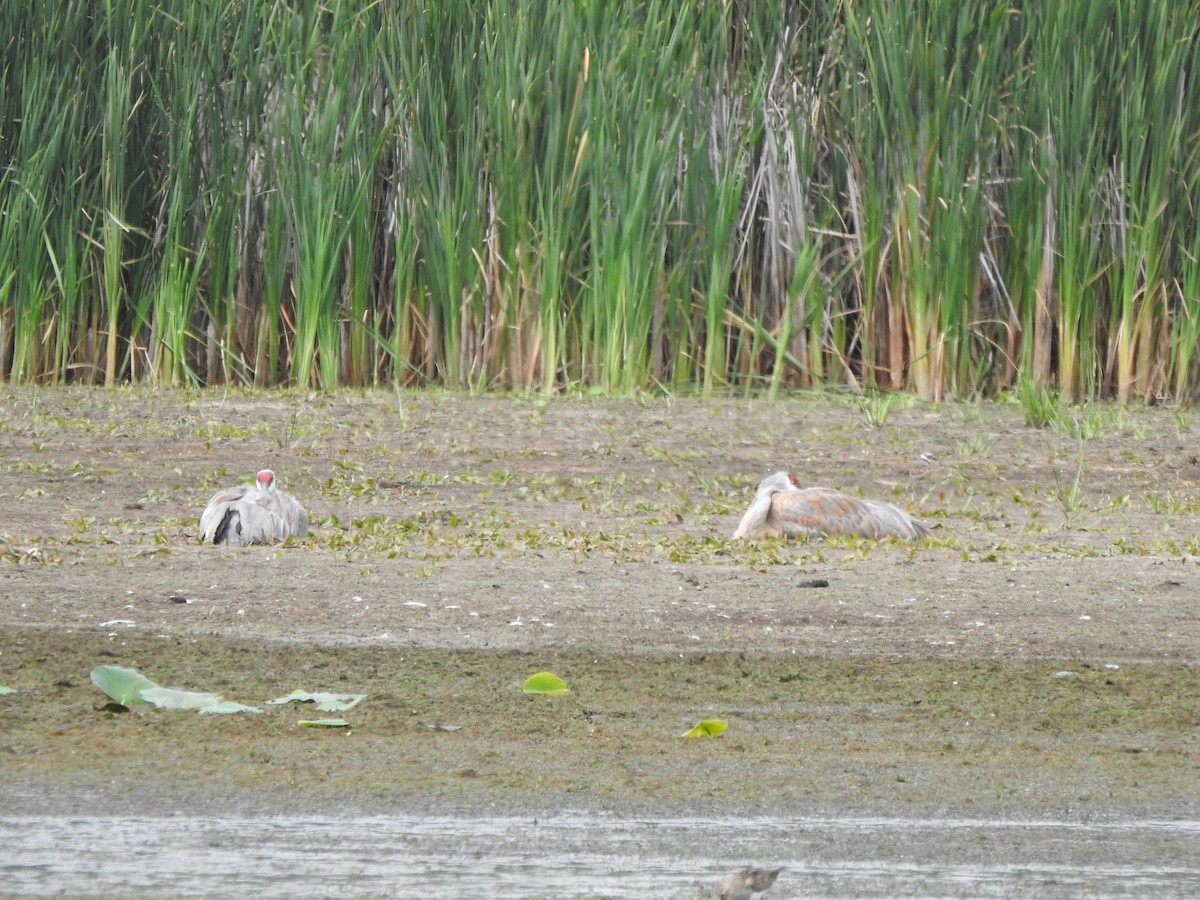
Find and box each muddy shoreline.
[1,387,1197,894]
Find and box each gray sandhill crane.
[733,471,930,540]
[720,867,783,900]
[199,469,308,546]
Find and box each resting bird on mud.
[733,471,930,540]
[719,867,783,900]
[199,469,308,546]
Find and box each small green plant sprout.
[522,672,570,695]
[66,516,95,534]
[275,410,302,449]
[1050,449,1087,520]
[853,391,898,428]
[681,719,727,738]
[298,718,351,728]
[1147,492,1180,514]
[90,665,262,714]
[0,683,16,694]
[266,690,367,712]
[1018,377,1063,429]
[957,434,993,455]
[1173,408,1191,437]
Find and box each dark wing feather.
[210,507,239,545]
[199,485,253,544]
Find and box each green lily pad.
[91,665,260,714]
[522,672,570,695]
[140,686,225,710]
[298,718,350,728]
[681,719,727,738]
[91,665,159,707]
[198,701,263,715]
[266,690,367,712]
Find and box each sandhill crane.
[720,867,783,900]
[733,471,930,540]
[199,469,308,546]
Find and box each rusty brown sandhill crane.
[720,866,783,900]
[199,469,308,546]
[733,471,930,540]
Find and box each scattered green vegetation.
[1053,405,1128,441]
[2,387,1199,565]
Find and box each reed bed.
[2,0,1199,401]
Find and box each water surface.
[2,812,1197,898]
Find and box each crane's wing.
[252,489,309,540]
[282,494,309,538]
[199,485,252,544]
[773,487,927,539]
[231,499,287,544]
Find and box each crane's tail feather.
[862,500,931,538]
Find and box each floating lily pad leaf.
[266,690,367,712]
[198,701,263,715]
[0,684,15,695]
[299,718,350,728]
[522,672,570,695]
[140,687,225,710]
[90,665,159,707]
[681,719,727,738]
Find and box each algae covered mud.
[1,388,1198,897]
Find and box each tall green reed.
[1105,3,1190,403]
[3,0,1200,402]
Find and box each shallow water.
[2,813,1197,898]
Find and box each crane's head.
[758,471,802,496]
[256,469,276,492]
